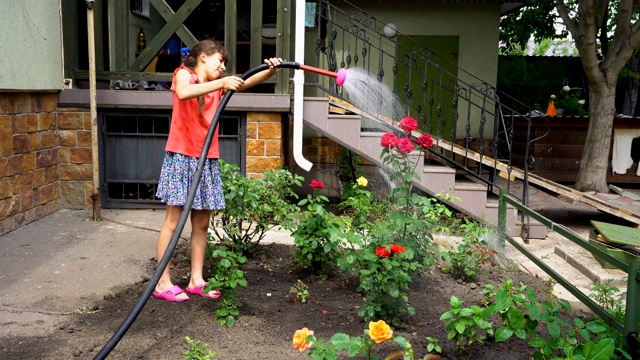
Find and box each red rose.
[396,137,414,155]
[375,246,391,258]
[399,116,418,134]
[390,244,405,254]
[380,133,399,149]
[310,179,324,190]
[417,133,433,148]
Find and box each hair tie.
[180,47,190,57]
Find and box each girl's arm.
[174,70,244,100]
[236,57,284,92]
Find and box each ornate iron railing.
[303,0,549,235]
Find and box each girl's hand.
[264,57,284,73]
[221,76,245,91]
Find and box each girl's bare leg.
[155,205,189,300]
[187,209,218,296]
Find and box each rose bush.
[290,180,346,279]
[336,118,453,326]
[294,320,415,359]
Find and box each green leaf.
[577,339,615,360]
[389,286,399,298]
[330,333,350,350]
[508,307,525,329]
[585,321,607,333]
[454,322,465,334]
[348,338,363,357]
[225,315,235,327]
[547,322,561,338]
[529,336,547,348]
[495,327,514,342]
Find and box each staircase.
[303,97,536,237]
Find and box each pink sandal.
[153,285,190,302]
[186,283,221,299]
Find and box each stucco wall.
[347,1,500,88]
[0,1,63,90]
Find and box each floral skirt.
[156,152,225,210]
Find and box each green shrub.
[210,160,303,255]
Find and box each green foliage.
[549,86,587,116]
[336,148,363,184]
[439,220,498,281]
[290,186,346,279]
[289,279,310,303]
[445,278,620,358]
[338,181,378,232]
[184,336,216,360]
[304,327,414,360]
[204,243,247,327]
[440,296,494,355]
[589,280,631,359]
[210,160,303,255]
[425,336,442,355]
[499,0,559,54]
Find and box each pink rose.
[397,137,414,155]
[399,116,418,134]
[417,133,433,148]
[380,132,399,149]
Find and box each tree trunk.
[574,84,617,193]
[622,50,640,116]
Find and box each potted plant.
[546,85,587,116]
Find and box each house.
[0,0,530,236]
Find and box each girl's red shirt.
[165,65,221,159]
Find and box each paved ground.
[0,183,638,338]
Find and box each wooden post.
[87,1,101,220]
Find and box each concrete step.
[422,163,456,195]
[452,176,488,219]
[504,235,629,312]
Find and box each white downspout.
[293,0,313,171]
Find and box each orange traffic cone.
[546,101,557,117]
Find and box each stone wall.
[246,112,284,178]
[0,93,60,235]
[57,108,93,209]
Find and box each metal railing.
[498,189,640,357]
[302,0,552,225]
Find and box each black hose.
[94,61,300,359]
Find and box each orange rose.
[368,320,393,343]
[292,327,314,352]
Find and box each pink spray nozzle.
[336,68,347,86]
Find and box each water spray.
[94,61,346,359]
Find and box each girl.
[154,39,283,302]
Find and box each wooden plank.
[225,0,237,74]
[250,0,263,68]
[275,0,292,94]
[149,0,198,48]
[591,221,640,247]
[73,70,173,82]
[328,96,640,225]
[129,0,202,72]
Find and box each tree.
[501,1,640,192]
[558,1,640,192]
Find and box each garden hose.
[94,61,343,359]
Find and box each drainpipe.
[293,0,313,171]
[86,0,101,220]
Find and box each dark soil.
[0,242,589,360]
